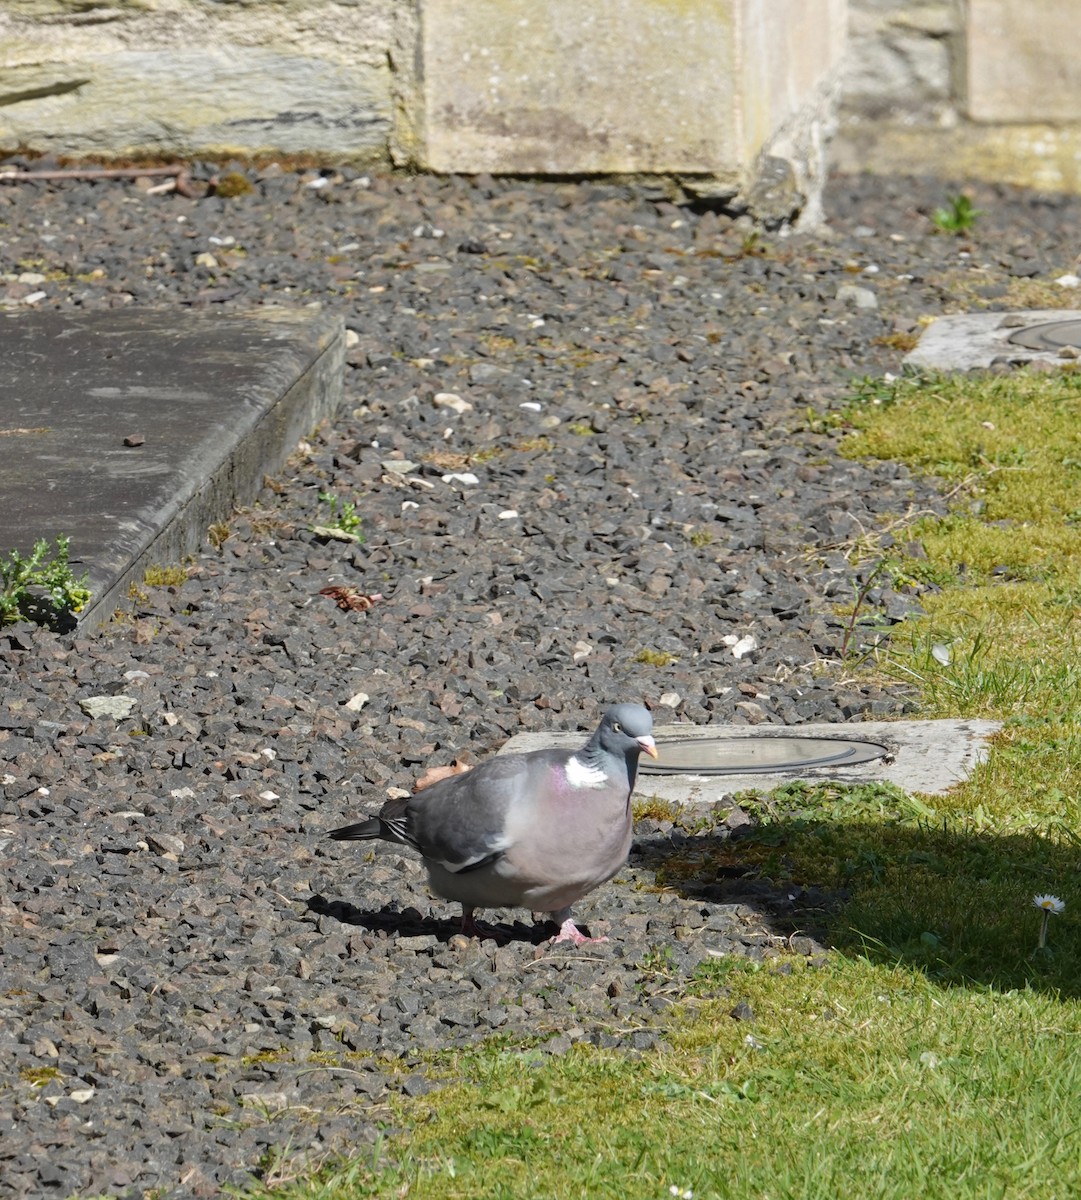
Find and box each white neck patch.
[565,755,609,789]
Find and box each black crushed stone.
[2,162,1079,1197]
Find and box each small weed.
[836,557,905,660]
[208,521,231,550]
[932,193,983,235]
[633,794,683,823]
[313,492,363,540]
[639,943,678,975]
[241,1048,293,1068]
[0,535,90,627]
[213,171,254,199]
[20,1065,61,1086]
[634,647,678,667]
[873,331,920,353]
[738,231,770,258]
[687,527,714,547]
[566,422,593,436]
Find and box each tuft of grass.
[142,563,191,588]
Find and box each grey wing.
[405,751,563,875]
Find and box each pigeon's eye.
[613,722,623,733]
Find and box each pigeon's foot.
[550,918,609,946]
[459,909,509,943]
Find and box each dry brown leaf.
[413,760,473,792]
[318,586,384,613]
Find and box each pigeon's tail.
[328,819,383,841]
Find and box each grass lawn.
[247,368,1081,1200]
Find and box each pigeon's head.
[597,703,658,761]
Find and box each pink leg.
[550,918,609,946]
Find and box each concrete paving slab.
[0,306,344,630]
[904,309,1081,371]
[501,718,1001,802]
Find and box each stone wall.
[4,0,1081,198]
[0,0,847,225]
[0,0,397,161]
[837,0,1081,190]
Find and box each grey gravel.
[2,161,1080,1197]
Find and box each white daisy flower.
[1033,895,1066,915]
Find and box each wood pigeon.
[328,703,658,944]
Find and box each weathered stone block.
[415,0,845,216]
[0,1,393,161]
[967,0,1081,123]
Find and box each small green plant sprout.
[312,492,364,543]
[932,193,983,235]
[1033,894,1065,953]
[0,535,91,627]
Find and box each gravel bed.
[2,161,1080,1197]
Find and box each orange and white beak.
[637,735,659,759]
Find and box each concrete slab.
[0,306,345,629]
[501,719,1001,802]
[904,310,1081,371]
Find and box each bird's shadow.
[307,894,562,946]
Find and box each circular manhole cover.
[1006,319,1081,351]
[641,735,888,776]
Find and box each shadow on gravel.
[307,894,561,946]
[629,832,846,950]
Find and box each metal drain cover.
[1006,318,1081,351]
[642,735,888,776]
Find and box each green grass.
[248,966,1080,1199]
[244,366,1081,1199]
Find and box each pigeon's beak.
[637,735,659,759]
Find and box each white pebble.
[442,472,480,485]
[519,401,543,412]
[659,692,681,708]
[1056,274,1081,288]
[433,392,473,414]
[497,510,519,520]
[344,692,370,712]
[731,634,758,659]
